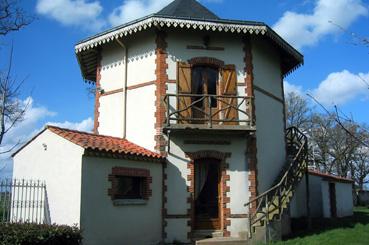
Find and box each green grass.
[274,207,369,245]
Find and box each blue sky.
[0,0,368,177]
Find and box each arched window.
[177,59,238,125]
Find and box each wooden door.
[194,158,221,230]
[220,65,238,125]
[177,62,192,123]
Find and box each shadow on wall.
[287,207,369,240]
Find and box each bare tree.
[0,0,32,36]
[0,46,28,151]
[353,147,369,190]
[285,92,311,130]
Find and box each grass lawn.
[274,207,369,245]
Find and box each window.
[191,66,218,108]
[108,167,152,205]
[177,60,239,125]
[115,176,144,199]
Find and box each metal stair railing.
[244,126,308,242]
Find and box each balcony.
[163,94,255,133]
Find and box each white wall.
[290,175,323,218]
[98,43,125,138]
[166,30,246,82]
[12,130,84,226]
[97,31,157,145]
[125,32,157,151]
[291,174,354,219]
[252,37,286,193]
[80,156,162,245]
[335,182,353,217]
[126,84,156,151]
[321,181,331,218]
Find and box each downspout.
[116,39,128,139]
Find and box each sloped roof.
[157,0,219,20]
[13,125,164,162]
[308,170,354,184]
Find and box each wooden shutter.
[220,65,238,125]
[177,62,192,124]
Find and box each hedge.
[0,223,82,245]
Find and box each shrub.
[0,223,82,245]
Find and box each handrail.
[245,126,308,241]
[163,93,254,128]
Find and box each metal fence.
[0,179,50,224]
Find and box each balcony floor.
[163,123,256,134]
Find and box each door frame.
[193,157,221,230]
[186,150,231,236]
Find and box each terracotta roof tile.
[46,125,164,161]
[308,169,353,183]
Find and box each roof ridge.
[46,125,126,141]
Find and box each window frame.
[108,167,152,205]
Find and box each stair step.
[196,237,247,245]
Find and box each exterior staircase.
[244,126,308,244]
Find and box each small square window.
[115,176,144,199]
[108,167,152,203]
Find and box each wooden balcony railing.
[163,93,255,132]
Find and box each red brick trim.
[188,57,225,68]
[154,30,168,156]
[127,80,156,90]
[100,88,124,97]
[244,37,259,214]
[93,56,102,134]
[108,167,152,200]
[185,151,232,239]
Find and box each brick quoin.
[154,30,168,156]
[244,36,258,214]
[93,57,102,134]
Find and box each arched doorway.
[194,157,221,230]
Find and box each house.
[11,0,353,244]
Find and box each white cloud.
[273,0,368,49]
[312,70,369,106]
[47,117,94,132]
[284,81,304,96]
[109,0,172,26]
[36,0,105,31]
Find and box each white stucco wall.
[12,129,84,226]
[97,31,156,143]
[126,84,156,151]
[252,37,286,193]
[98,43,126,138]
[321,181,331,218]
[290,175,323,218]
[126,32,156,87]
[98,94,125,138]
[166,133,249,241]
[291,174,353,219]
[335,182,353,217]
[166,30,246,83]
[80,156,162,245]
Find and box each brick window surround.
[185,150,231,238]
[108,167,152,200]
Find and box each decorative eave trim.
[75,16,303,81]
[75,17,269,53]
